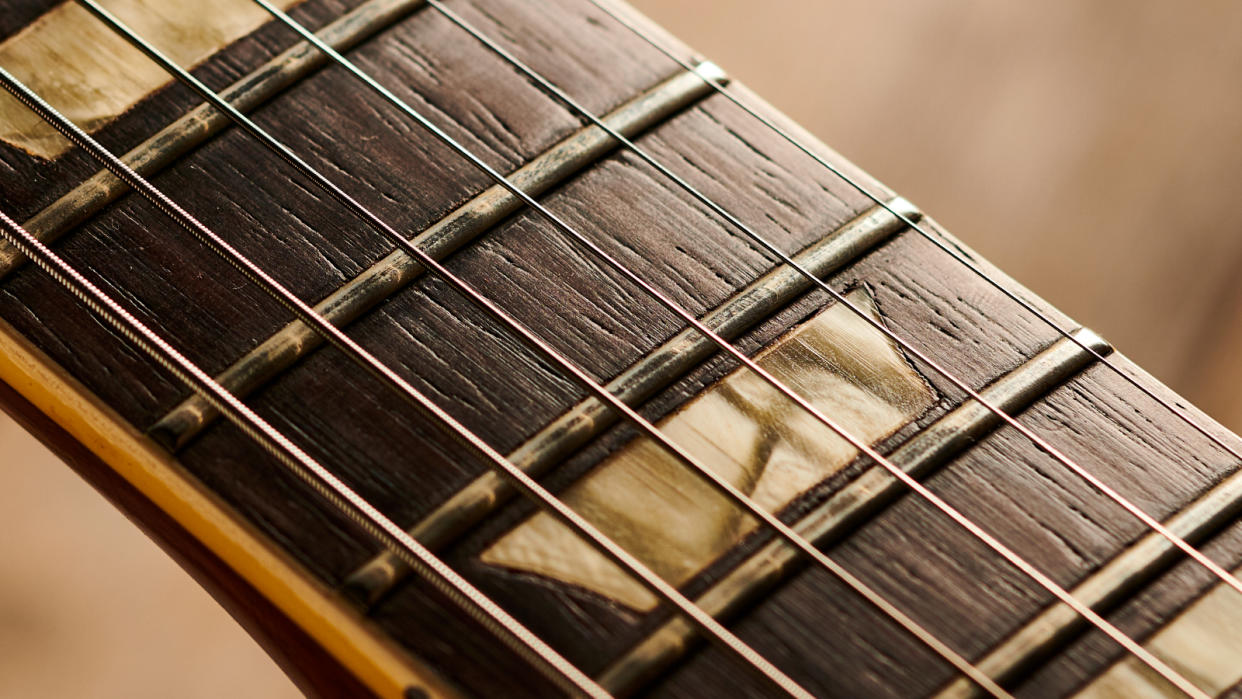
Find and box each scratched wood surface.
[2,1,1242,696]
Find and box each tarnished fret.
[342,198,919,604]
[591,327,1112,694]
[0,0,429,278]
[147,62,728,451]
[936,427,1242,698]
[1073,565,1242,698]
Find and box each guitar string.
[75,2,1005,693]
[0,68,810,699]
[242,2,1206,695]
[583,0,1242,589]
[424,0,1242,606]
[0,207,607,699]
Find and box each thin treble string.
[435,0,1242,609]
[0,207,606,698]
[0,68,809,698]
[581,0,1242,585]
[76,2,1005,693]
[245,3,1207,696]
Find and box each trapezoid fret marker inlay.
[480,286,935,610]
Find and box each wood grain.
[2,0,1241,696]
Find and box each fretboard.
[1,1,1241,697]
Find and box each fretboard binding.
[341,197,920,607]
[597,327,1113,696]
[0,0,430,280]
[145,62,727,451]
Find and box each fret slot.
[341,197,920,607]
[596,327,1112,695]
[145,62,728,451]
[0,0,429,278]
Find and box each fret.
[341,197,919,605]
[147,61,728,451]
[595,327,1111,694]
[1072,567,1242,698]
[934,437,1242,697]
[0,0,427,278]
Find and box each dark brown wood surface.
[2,1,1240,696]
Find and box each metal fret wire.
[75,2,1004,694]
[429,0,1242,608]
[584,0,1242,597]
[0,208,605,699]
[0,68,810,699]
[246,2,1205,695]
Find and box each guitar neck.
[2,1,1241,697]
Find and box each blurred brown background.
[4,0,1242,696]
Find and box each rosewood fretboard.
[2,1,1241,697]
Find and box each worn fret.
[1073,564,1242,698]
[147,62,727,451]
[341,198,919,606]
[0,0,428,278]
[592,328,1110,694]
